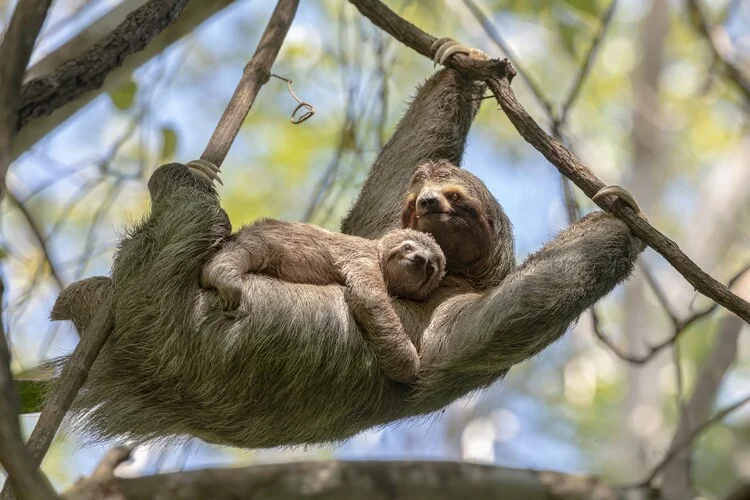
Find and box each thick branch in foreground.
[200,0,300,167]
[0,1,58,499]
[347,0,750,325]
[112,461,653,500]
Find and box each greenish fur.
[49,68,643,448]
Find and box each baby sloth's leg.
[343,260,420,383]
[200,232,266,310]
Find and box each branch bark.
[11,0,239,163]
[111,461,654,500]
[0,295,114,499]
[200,0,300,167]
[0,1,59,497]
[347,0,750,325]
[15,0,190,133]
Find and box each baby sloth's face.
[379,230,446,301]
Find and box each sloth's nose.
[412,252,427,266]
[418,193,439,210]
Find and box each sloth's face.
[382,238,444,301]
[401,163,495,276]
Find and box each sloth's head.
[401,160,514,288]
[378,229,446,301]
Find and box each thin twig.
[556,0,618,128]
[641,392,750,486]
[591,265,750,364]
[687,0,750,104]
[347,0,750,325]
[200,0,301,167]
[461,0,554,117]
[6,192,65,290]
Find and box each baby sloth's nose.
[411,252,427,266]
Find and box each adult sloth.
[52,41,643,448]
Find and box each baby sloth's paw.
[431,37,489,67]
[380,344,420,385]
[186,159,223,186]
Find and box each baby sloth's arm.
[201,220,343,310]
[340,258,420,384]
[201,234,265,310]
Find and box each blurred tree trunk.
[613,0,671,477]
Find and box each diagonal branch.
[347,0,750,325]
[16,0,191,132]
[12,0,240,163]
[0,0,58,498]
[200,0,300,167]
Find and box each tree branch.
[0,0,59,497]
[111,461,653,500]
[11,0,240,163]
[0,296,114,500]
[200,0,300,167]
[15,0,190,132]
[347,0,750,325]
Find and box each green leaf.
[108,79,138,111]
[15,365,55,414]
[160,127,178,160]
[17,380,50,414]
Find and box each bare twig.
[61,446,132,500]
[687,0,750,104]
[347,0,750,324]
[6,192,65,290]
[200,0,301,167]
[661,313,744,499]
[641,392,750,486]
[591,265,750,364]
[461,0,554,117]
[556,0,618,128]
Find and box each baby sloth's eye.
[448,192,461,202]
[407,200,416,209]
[402,244,413,252]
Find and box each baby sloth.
[201,220,446,383]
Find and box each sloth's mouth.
[416,209,453,218]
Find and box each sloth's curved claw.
[592,185,641,213]
[186,159,223,186]
[431,37,489,67]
